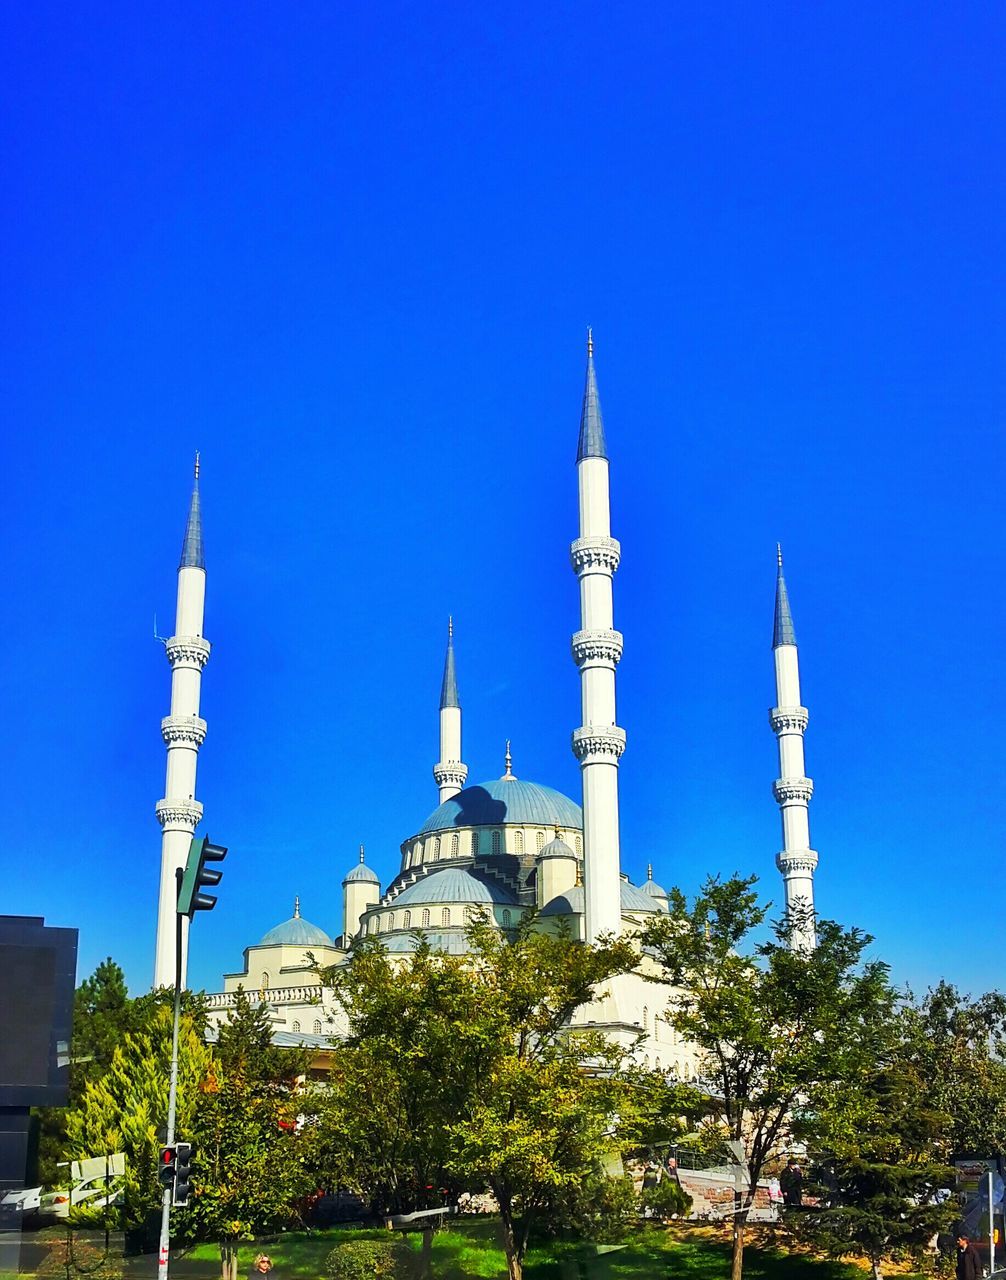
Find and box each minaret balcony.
[433,762,468,789]
[571,725,626,763]
[776,849,819,875]
[772,777,814,805]
[570,536,621,576]
[155,798,204,831]
[165,635,211,669]
[571,629,623,668]
[769,706,809,734]
[161,715,208,747]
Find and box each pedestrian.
[955,1233,983,1280]
[250,1254,276,1280]
[780,1158,805,1208]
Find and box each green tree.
[640,875,898,1280]
[186,990,313,1280]
[64,1003,213,1227]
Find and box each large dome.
[260,912,333,947]
[417,778,582,836]
[391,867,518,907]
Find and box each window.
[514,830,524,854]
[642,1006,648,1032]
[386,913,394,931]
[451,832,459,857]
[260,972,270,989]
[492,830,501,855]
[655,1058,661,1070]
[403,910,412,928]
[471,831,479,854]
[292,1021,301,1033]
[502,909,512,927]
[442,907,451,926]
[422,909,430,928]
[434,835,441,858]
[313,1020,322,1035]
[575,836,582,855]
[536,830,545,852]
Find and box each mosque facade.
[154,337,819,1076]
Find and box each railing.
[205,985,326,1009]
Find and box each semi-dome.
[260,898,333,947]
[417,778,582,836]
[391,867,519,907]
[539,881,660,917]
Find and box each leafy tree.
[64,1003,213,1227]
[640,875,898,1280]
[317,920,642,1280]
[793,1055,957,1278]
[186,990,314,1280]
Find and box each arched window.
[451,832,459,857]
[422,908,430,927]
[292,1020,301,1034]
[434,835,442,858]
[442,907,451,926]
[260,972,270,989]
[575,835,582,855]
[536,830,546,852]
[403,910,412,928]
[492,830,501,855]
[471,831,479,854]
[655,1058,661,1070]
[502,909,512,927]
[643,1006,649,1032]
[386,913,394,931]
[514,830,524,854]
[369,916,377,934]
[313,1020,322,1035]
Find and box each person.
[250,1255,275,1280]
[955,1233,983,1280]
[780,1158,805,1208]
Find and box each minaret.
[153,456,210,988]
[433,617,468,803]
[570,331,625,942]
[770,545,818,949]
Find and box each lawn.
[3,1219,921,1280]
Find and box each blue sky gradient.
[3,1,1003,996]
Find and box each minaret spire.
[570,332,625,942]
[433,618,467,803]
[154,460,211,988]
[769,547,818,949]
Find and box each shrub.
[325,1238,410,1280]
[640,1175,692,1221]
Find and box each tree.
[316,920,643,1280]
[793,1055,956,1279]
[64,1003,213,1227]
[640,875,898,1280]
[186,990,314,1280]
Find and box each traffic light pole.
[157,870,184,1280]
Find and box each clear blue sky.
[3,2,1003,999]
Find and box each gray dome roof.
[417,778,582,837]
[639,866,670,910]
[343,850,380,885]
[391,867,518,907]
[539,881,660,918]
[260,907,332,947]
[539,833,576,860]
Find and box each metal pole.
[157,874,184,1280]
[990,1169,996,1276]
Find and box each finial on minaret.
[359,844,365,864]
[448,615,453,639]
[440,618,460,709]
[179,457,205,570]
[772,545,797,648]
[777,542,783,569]
[294,895,301,918]
[194,451,200,480]
[647,862,653,881]
[577,328,607,461]
[587,326,593,359]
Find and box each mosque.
[152,335,819,1075]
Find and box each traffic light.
[158,1146,177,1190]
[172,1142,193,1207]
[177,836,227,917]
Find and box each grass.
[0,1219,930,1280]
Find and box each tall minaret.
[770,545,818,949]
[153,457,210,988]
[433,618,467,803]
[570,331,625,942]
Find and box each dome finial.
[575,860,583,887]
[359,844,365,864]
[294,895,301,917]
[502,739,514,778]
[555,824,562,839]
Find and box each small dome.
[260,899,333,947]
[343,846,380,886]
[417,778,582,836]
[639,864,670,910]
[539,881,660,918]
[391,867,518,907]
[539,829,576,860]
